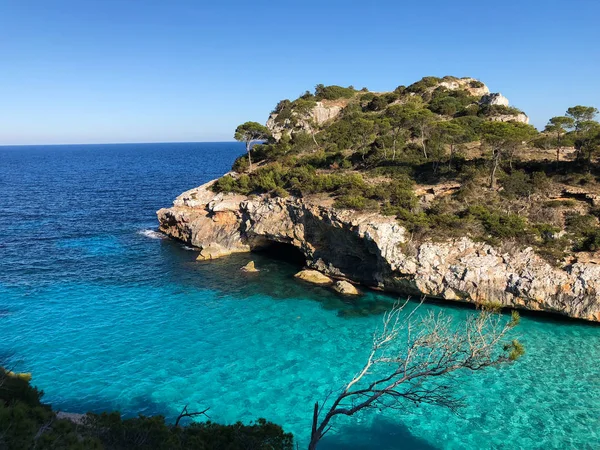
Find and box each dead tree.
[174,404,210,427]
[308,300,523,450]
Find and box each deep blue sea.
[0,142,599,449]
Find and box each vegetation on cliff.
[217,76,600,265]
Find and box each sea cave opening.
[253,241,307,267]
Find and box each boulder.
[241,261,259,272]
[333,280,360,295]
[294,269,333,285]
[196,243,232,260]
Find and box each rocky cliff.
[266,100,344,140]
[158,180,600,322]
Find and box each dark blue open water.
[0,143,598,449]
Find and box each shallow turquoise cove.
[1,143,599,449]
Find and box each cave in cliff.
[253,241,307,266]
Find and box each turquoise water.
[1,143,599,449]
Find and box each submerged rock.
[294,269,333,285]
[157,179,600,322]
[333,280,360,296]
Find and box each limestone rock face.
[489,113,530,124]
[266,101,343,140]
[333,280,360,295]
[294,269,333,285]
[438,77,490,97]
[480,93,510,107]
[157,180,600,322]
[158,181,250,260]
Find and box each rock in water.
[294,269,333,285]
[196,243,231,260]
[333,280,360,295]
[241,261,259,272]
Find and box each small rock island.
[158,76,600,322]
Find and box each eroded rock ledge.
[157,180,600,322]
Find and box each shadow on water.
[57,392,438,450]
[0,350,17,368]
[158,238,403,318]
[54,394,185,422]
[320,416,438,450]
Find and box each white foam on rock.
[138,229,165,240]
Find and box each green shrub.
[1,371,43,407]
[565,214,596,235]
[465,205,528,239]
[532,223,561,243]
[455,104,480,117]
[291,98,317,114]
[272,99,292,114]
[232,155,250,172]
[271,186,289,198]
[478,104,524,117]
[589,207,600,218]
[532,171,551,191]
[545,199,576,208]
[406,76,442,94]
[376,181,417,210]
[290,132,317,153]
[366,96,388,111]
[274,105,294,124]
[212,175,238,193]
[83,414,294,450]
[501,170,533,198]
[0,368,294,450]
[428,89,478,117]
[395,209,432,233]
[577,229,600,252]
[314,84,355,100]
[429,95,463,116]
[359,92,376,103]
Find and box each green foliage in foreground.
[0,368,293,450]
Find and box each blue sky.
[1,0,599,145]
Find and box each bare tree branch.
[174,405,210,427]
[308,299,522,450]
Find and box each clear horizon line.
[0,140,240,147]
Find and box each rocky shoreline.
[157,179,600,322]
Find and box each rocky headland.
[157,75,600,322]
[158,180,600,322]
